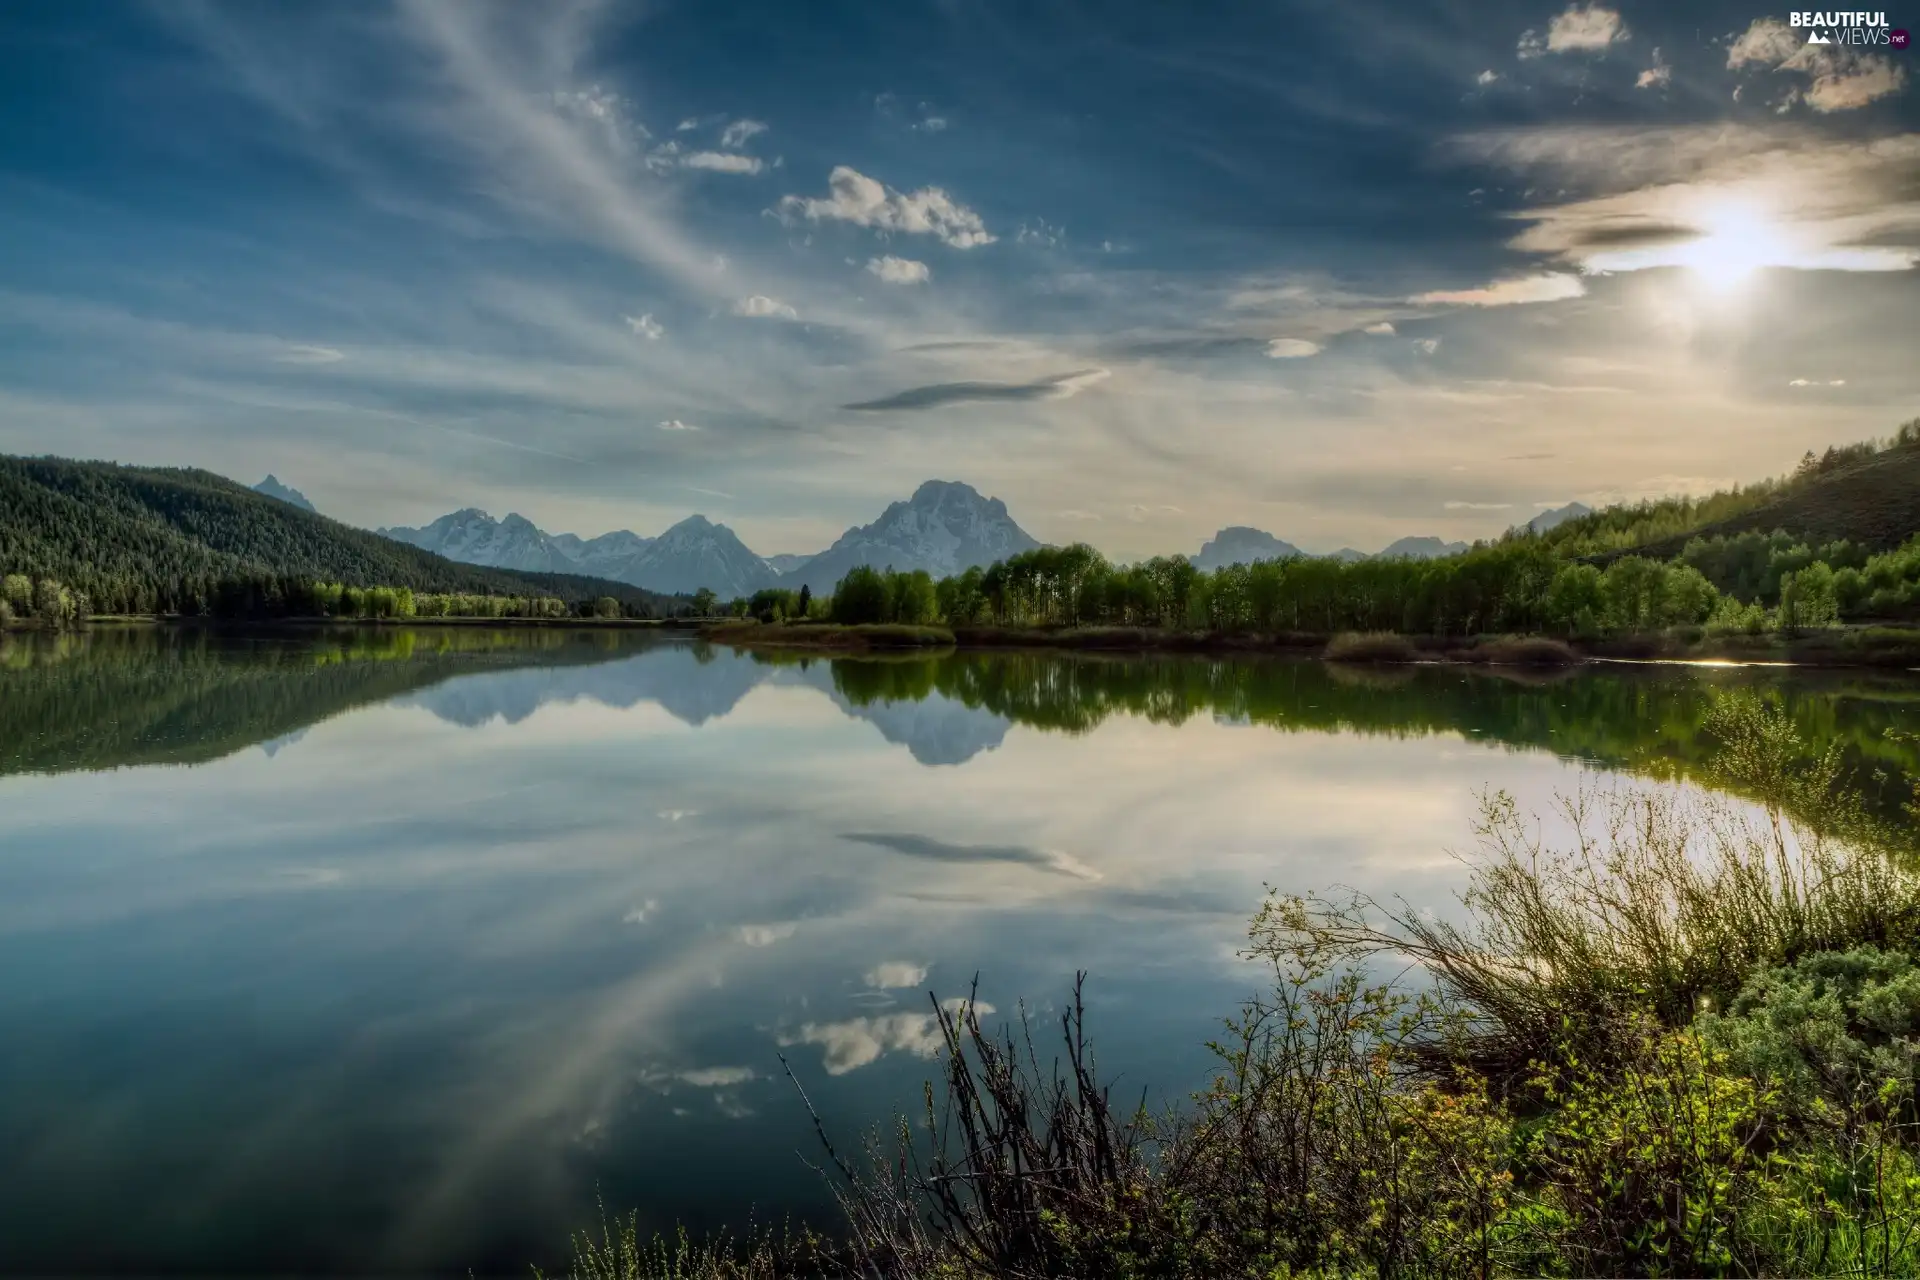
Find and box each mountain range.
[253,475,316,513]
[1185,503,1595,571]
[380,480,1043,598]
[359,478,1599,594]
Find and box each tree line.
[736,530,1920,639]
[0,570,662,626]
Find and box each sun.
[1676,203,1792,292]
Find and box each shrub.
[1462,636,1582,666]
[1523,1025,1785,1277]
[1700,947,1920,1122]
[1324,631,1420,663]
[1259,701,1920,1082]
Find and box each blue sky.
[0,0,1915,557]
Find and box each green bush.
[1701,947,1920,1120]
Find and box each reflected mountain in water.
[3,629,1916,835]
[399,643,767,729]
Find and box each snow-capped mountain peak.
[781,479,1041,591]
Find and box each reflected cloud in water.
[2,628,1916,1274]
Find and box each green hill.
[1626,444,1920,561]
[0,454,679,613]
[1538,423,1920,561]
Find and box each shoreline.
[9,616,1918,670]
[698,620,1920,670]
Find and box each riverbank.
[700,619,1920,669]
[544,700,1920,1279]
[4,614,699,634]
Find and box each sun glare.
[1675,204,1791,292]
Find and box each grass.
[543,699,1920,1279]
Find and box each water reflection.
[0,627,1915,1275]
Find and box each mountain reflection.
[2,628,1916,831]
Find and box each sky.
[0,0,1915,559]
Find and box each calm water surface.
[2,627,1915,1275]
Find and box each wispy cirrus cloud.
[732,295,798,319]
[1414,275,1586,307]
[718,118,766,149]
[274,344,346,364]
[681,151,764,175]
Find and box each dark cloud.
[841,832,1094,878]
[844,369,1108,412]
[1567,221,1700,248]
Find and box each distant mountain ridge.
[0,454,677,612]
[1189,527,1475,569]
[253,475,316,513]
[1191,527,1304,571]
[1525,502,1592,535]
[780,480,1040,593]
[382,480,1040,597]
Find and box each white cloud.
[1802,58,1906,112]
[1414,274,1586,307]
[738,922,797,946]
[274,344,345,364]
[656,809,699,821]
[719,118,767,149]
[864,961,928,989]
[1266,338,1322,358]
[1636,49,1671,89]
[1055,509,1103,521]
[682,151,764,175]
[732,295,798,319]
[916,116,949,132]
[1445,500,1514,510]
[866,255,931,284]
[623,899,659,924]
[1728,19,1800,68]
[551,85,643,154]
[1048,368,1111,398]
[624,313,664,340]
[676,117,699,132]
[1127,503,1184,523]
[1017,219,1064,248]
[676,1065,755,1088]
[1521,4,1628,56]
[1414,338,1442,355]
[1453,129,1920,277]
[775,166,995,248]
[1362,321,1397,335]
[1788,378,1847,387]
[657,419,700,431]
[778,999,994,1074]
[1726,18,1906,111]
[1476,69,1500,85]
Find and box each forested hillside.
[1534,422,1920,558]
[0,455,678,614]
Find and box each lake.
[2,627,1915,1275]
